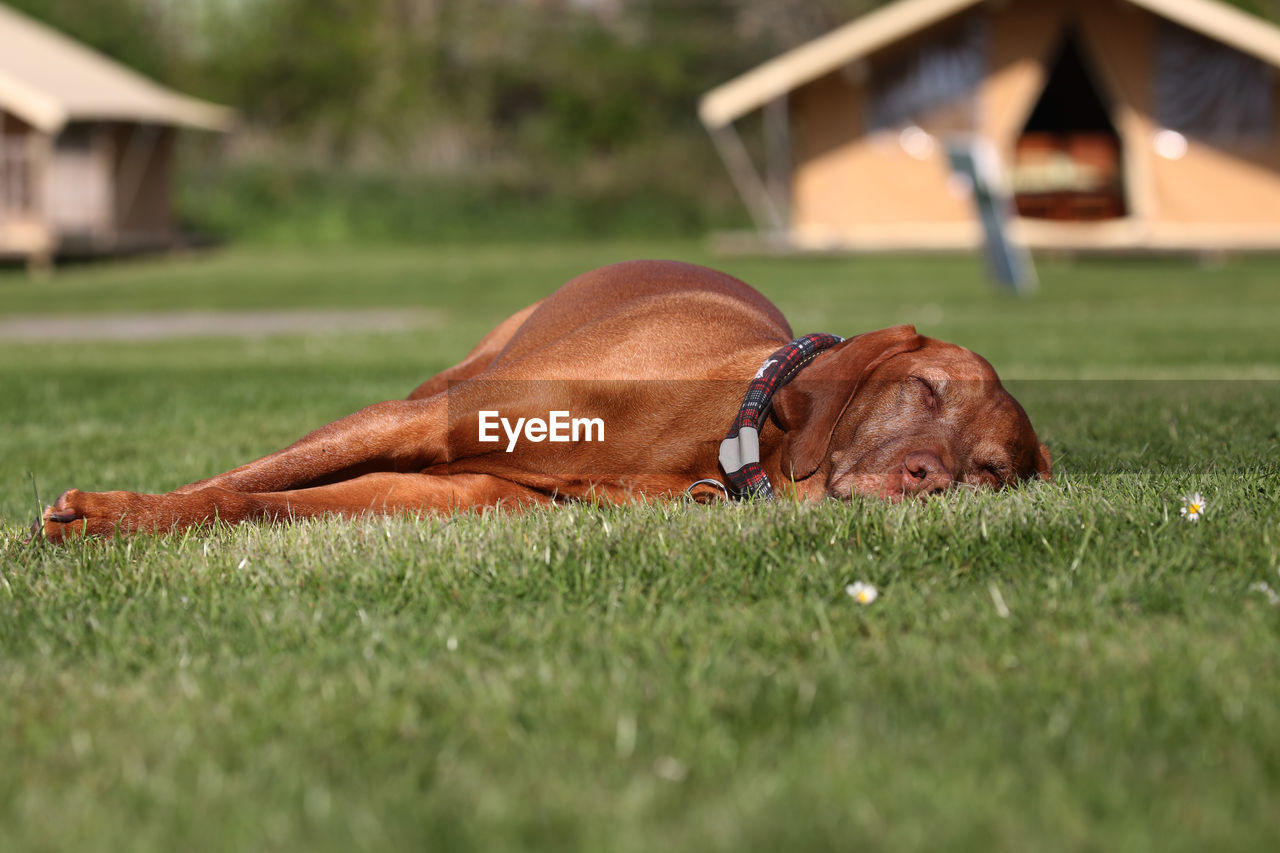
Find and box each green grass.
[1,243,1279,850]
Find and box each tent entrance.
[1013,31,1126,221]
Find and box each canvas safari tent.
[0,2,233,266]
[699,0,1280,252]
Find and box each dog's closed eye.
[911,375,941,411]
[968,460,1012,487]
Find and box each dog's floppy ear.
[772,325,925,481]
[1035,443,1053,482]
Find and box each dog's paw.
[39,489,136,543]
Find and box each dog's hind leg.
[40,472,552,541]
[172,396,450,495]
[407,300,543,400]
[162,301,546,498]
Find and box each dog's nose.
[901,450,953,496]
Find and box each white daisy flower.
[845,581,878,604]
[1249,581,1280,606]
[1180,492,1207,522]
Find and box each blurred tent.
[0,1,233,267]
[700,0,1280,253]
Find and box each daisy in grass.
[846,582,878,604]
[1180,492,1207,522]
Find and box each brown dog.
[39,260,1050,541]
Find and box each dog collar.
[718,333,845,500]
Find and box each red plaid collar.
[718,333,844,500]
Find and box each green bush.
[178,163,749,245]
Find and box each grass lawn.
[1,243,1278,850]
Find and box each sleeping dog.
[40,260,1050,540]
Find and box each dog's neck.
[719,333,845,500]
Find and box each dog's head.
[773,325,1051,500]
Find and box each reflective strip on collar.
[718,426,759,474]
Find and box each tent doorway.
[1012,31,1126,221]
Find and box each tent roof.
[0,2,234,134]
[699,0,1280,128]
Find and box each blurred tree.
[11,0,1278,163]
[196,0,387,158]
[8,0,1278,241]
[4,0,178,81]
